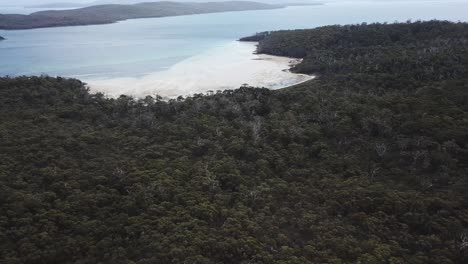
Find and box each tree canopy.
[1,21,467,263]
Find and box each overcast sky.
[2,0,466,7]
[0,0,314,6]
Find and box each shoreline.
[266,56,315,89]
[85,41,314,99]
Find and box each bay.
[1,0,468,96]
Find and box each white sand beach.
[85,41,314,98]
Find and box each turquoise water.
[1,1,468,79]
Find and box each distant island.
[0,1,284,30]
[0,36,5,41]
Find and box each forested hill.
[1,21,468,263]
[241,20,468,79]
[0,1,282,30]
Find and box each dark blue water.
[1,1,468,79]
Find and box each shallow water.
[1,1,468,96]
[87,41,313,98]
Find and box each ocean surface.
[1,0,468,96]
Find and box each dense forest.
[0,1,281,30]
[1,21,468,263]
[241,20,468,79]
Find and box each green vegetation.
[243,20,468,78]
[0,1,282,30]
[1,21,467,263]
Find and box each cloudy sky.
[0,0,317,7]
[1,0,465,7]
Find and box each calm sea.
[1,0,468,79]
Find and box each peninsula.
[0,1,283,30]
